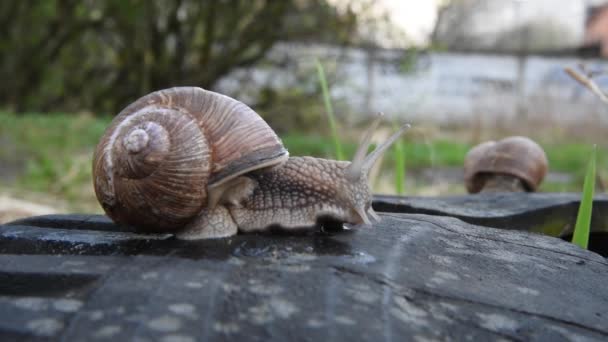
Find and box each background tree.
[0,0,362,114]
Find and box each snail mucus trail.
[92,87,410,239]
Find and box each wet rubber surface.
[374,193,608,256]
[1,208,607,341]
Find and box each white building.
[433,0,607,52]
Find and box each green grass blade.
[315,59,344,160]
[392,124,406,195]
[572,145,597,249]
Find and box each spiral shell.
[93,87,288,232]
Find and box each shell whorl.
[94,104,211,231]
[93,87,288,232]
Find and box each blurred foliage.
[250,57,352,134]
[255,86,326,134]
[399,48,426,74]
[0,0,361,114]
[0,112,111,211]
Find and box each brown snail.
[93,87,409,239]
[464,136,548,193]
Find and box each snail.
[93,87,409,239]
[464,136,548,193]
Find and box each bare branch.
[564,67,608,104]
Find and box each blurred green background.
[1,0,607,219]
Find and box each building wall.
[217,44,608,126]
[585,5,608,57]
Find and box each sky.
[380,0,439,44]
[328,0,440,45]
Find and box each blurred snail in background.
[464,136,548,193]
[93,87,409,239]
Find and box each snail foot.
[176,206,237,240]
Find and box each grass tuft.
[571,145,597,249]
[392,123,406,195]
[315,59,344,160]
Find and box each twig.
[565,66,606,197]
[564,67,608,103]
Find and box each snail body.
[93,87,408,239]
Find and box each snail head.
[342,113,411,225]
